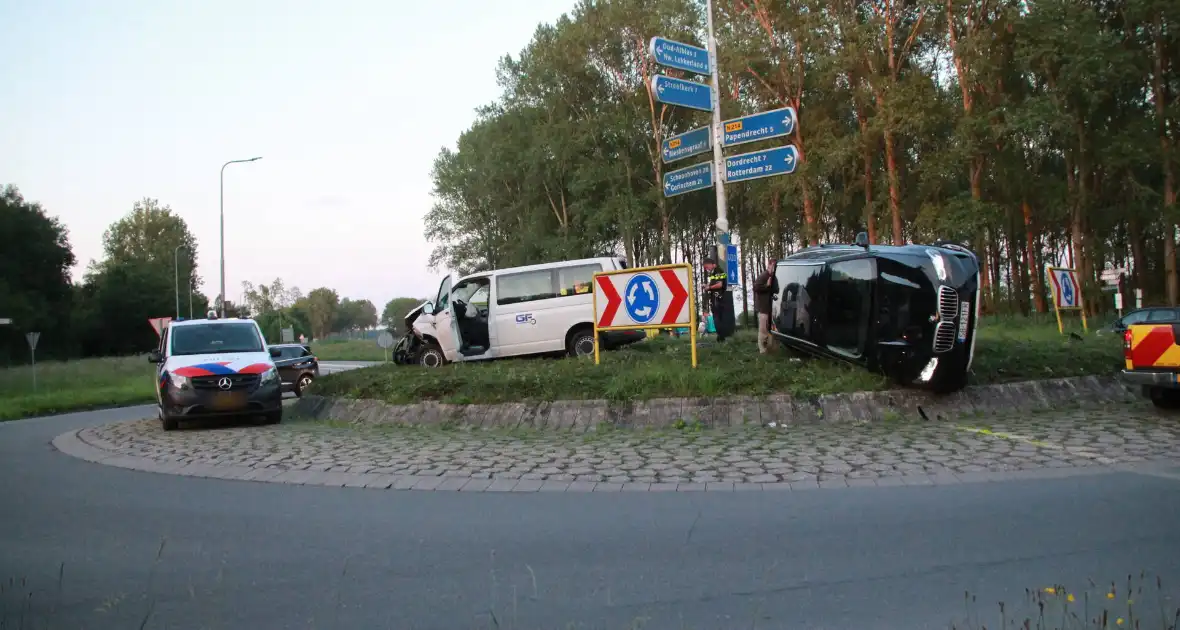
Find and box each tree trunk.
[1023,199,1047,313]
[771,190,783,255]
[883,127,903,245]
[857,107,876,244]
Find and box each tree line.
[0,186,418,364]
[426,0,1178,316]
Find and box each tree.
[0,185,76,361]
[301,288,339,339]
[334,298,378,333]
[381,297,425,333]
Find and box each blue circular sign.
[624,274,660,324]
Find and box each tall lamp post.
[174,244,187,319]
[220,156,262,317]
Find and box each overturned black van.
[771,235,980,393]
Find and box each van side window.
[497,270,557,305]
[559,264,602,296]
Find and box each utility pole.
[219,156,262,317]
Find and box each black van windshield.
[170,323,264,356]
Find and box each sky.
[0,0,576,310]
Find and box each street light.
[174,244,187,319]
[219,156,262,317]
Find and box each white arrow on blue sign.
[726,244,739,285]
[661,126,711,164]
[663,161,714,197]
[722,106,797,148]
[652,75,713,112]
[649,36,711,75]
[724,145,800,183]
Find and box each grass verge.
[313,319,1122,405]
[0,355,156,421]
[311,339,388,362]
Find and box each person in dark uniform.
[702,257,728,342]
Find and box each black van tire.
[419,343,445,368]
[567,328,596,358]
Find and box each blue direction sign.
[663,161,714,197]
[725,244,739,285]
[652,75,713,112]
[724,145,800,183]
[649,37,710,75]
[661,126,711,164]
[722,106,797,148]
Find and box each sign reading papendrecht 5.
[649,37,710,75]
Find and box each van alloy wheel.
[419,345,444,368]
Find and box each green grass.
[0,355,156,421]
[313,319,1123,405]
[310,339,388,361]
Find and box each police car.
[149,312,284,430]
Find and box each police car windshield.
[171,322,264,356]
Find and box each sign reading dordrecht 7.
[724,145,800,183]
[649,37,710,75]
[722,107,797,148]
[662,126,711,164]
[663,161,714,197]
[652,75,713,112]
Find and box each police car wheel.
[161,414,179,431]
[419,344,445,368]
[568,331,595,358]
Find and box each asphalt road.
[317,360,382,375]
[2,407,1179,630]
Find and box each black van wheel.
[419,343,445,368]
[1149,387,1180,409]
[567,329,596,358]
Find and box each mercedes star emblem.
[217,377,232,391]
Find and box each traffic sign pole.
[705,0,729,262]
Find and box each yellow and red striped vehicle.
[1123,323,1180,408]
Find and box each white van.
[412,257,645,366]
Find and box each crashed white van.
[396,257,645,367]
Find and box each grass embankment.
[0,355,156,421]
[311,339,388,362]
[313,317,1122,405]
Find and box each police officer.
[702,257,728,342]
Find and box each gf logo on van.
[515,314,536,325]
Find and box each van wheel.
[1149,387,1180,409]
[418,343,445,368]
[568,329,596,358]
[161,414,179,431]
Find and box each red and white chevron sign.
[594,264,691,329]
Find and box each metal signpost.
[281,327,295,344]
[663,162,714,197]
[650,0,802,337]
[722,107,797,148]
[26,332,40,393]
[661,126,711,163]
[724,145,800,183]
[592,264,697,367]
[377,330,395,362]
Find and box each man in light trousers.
[752,258,779,354]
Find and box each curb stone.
[293,375,1136,429]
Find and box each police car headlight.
[260,367,279,385]
[168,372,190,390]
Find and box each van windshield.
[171,323,264,356]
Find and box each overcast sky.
[0,0,575,308]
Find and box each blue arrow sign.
[649,36,710,75]
[726,244,739,285]
[663,161,714,197]
[661,126,711,164]
[724,145,800,183]
[722,106,797,148]
[652,75,713,112]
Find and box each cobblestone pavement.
[68,404,1180,490]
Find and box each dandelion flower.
[1044,587,1056,594]
[1067,594,1075,602]
[1107,592,1116,600]
[1116,618,1124,625]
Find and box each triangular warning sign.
[149,317,172,337]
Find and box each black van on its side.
[771,235,981,393]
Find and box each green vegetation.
[0,355,155,421]
[313,320,1122,405]
[311,339,389,362]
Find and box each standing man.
[752,258,780,354]
[702,257,729,343]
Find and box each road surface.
[1,406,1179,629]
[317,360,381,375]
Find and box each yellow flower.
[1117,618,1124,626]
[1107,592,1116,600]
[1127,599,1134,605]
[1044,587,1056,594]
[1067,594,1075,602]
